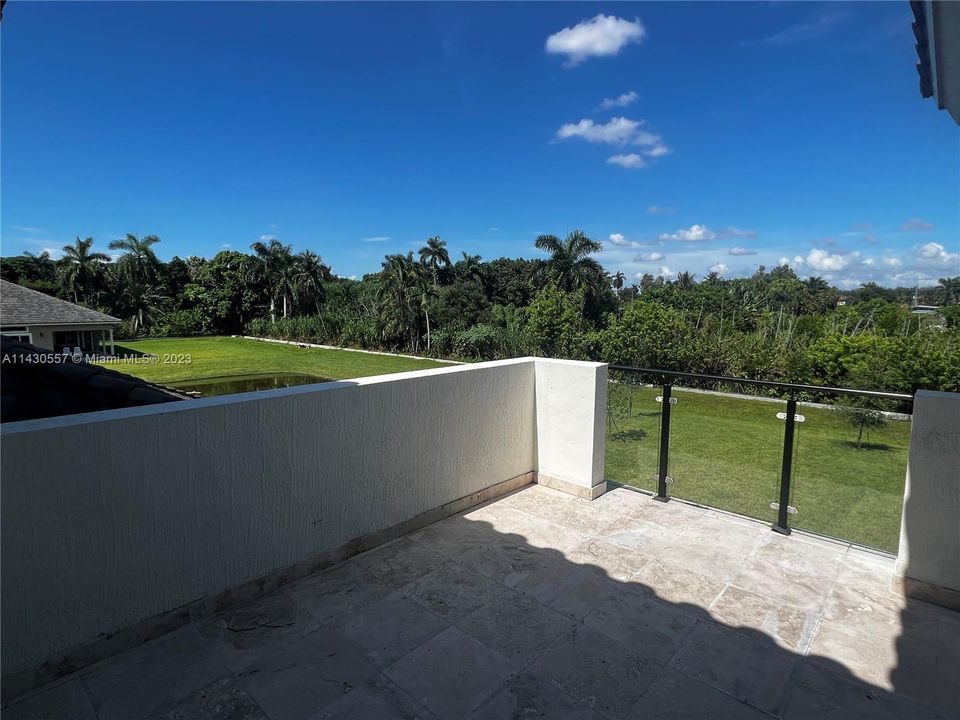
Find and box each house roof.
[1,337,191,423]
[0,279,120,326]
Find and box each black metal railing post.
[773,398,797,534]
[656,384,672,502]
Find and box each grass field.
[102,336,451,384]
[605,383,911,552]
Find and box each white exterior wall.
[0,357,607,676]
[895,390,960,609]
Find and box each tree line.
[2,232,958,395]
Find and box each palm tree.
[612,271,626,292]
[418,236,450,283]
[378,252,420,347]
[937,276,960,305]
[119,279,167,335]
[534,230,603,292]
[675,271,696,290]
[460,252,484,284]
[295,250,332,313]
[59,237,110,303]
[109,234,161,284]
[21,250,55,282]
[249,239,297,321]
[411,261,437,350]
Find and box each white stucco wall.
[534,359,607,497]
[0,357,608,676]
[1,359,543,674]
[895,390,960,601]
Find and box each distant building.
[910,304,941,315]
[0,279,119,355]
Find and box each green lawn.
[605,383,911,552]
[102,336,452,384]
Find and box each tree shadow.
[834,439,893,452]
[609,429,648,443]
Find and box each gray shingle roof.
[0,280,119,325]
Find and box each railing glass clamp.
[655,396,678,404]
[776,412,805,422]
[769,502,798,514]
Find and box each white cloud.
[728,246,756,256]
[657,265,673,277]
[901,218,935,232]
[636,251,666,262]
[556,117,645,145]
[883,256,902,268]
[647,205,674,214]
[608,233,631,247]
[719,227,757,238]
[361,235,392,243]
[221,243,231,248]
[659,224,716,242]
[259,234,279,242]
[709,263,728,275]
[488,227,500,232]
[546,14,645,66]
[754,12,845,46]
[598,91,639,111]
[806,248,857,272]
[607,153,646,169]
[12,225,43,234]
[779,256,805,267]
[915,242,959,264]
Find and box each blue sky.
[2,1,958,288]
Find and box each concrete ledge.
[892,576,960,612]
[0,471,535,703]
[537,473,608,500]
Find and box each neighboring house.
[0,279,119,356]
[1,337,190,422]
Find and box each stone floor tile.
[656,533,755,584]
[501,486,621,535]
[457,591,574,671]
[351,536,446,589]
[667,620,796,715]
[457,540,581,604]
[626,666,770,720]
[234,627,378,720]
[730,556,835,612]
[588,487,661,517]
[583,590,696,663]
[676,514,768,553]
[598,514,687,555]
[384,627,513,720]
[806,618,898,689]
[2,679,96,720]
[405,558,509,620]
[547,566,626,621]
[409,514,501,557]
[782,661,946,720]
[468,670,605,720]
[464,504,587,552]
[81,626,227,720]
[307,675,435,720]
[751,530,846,580]
[633,558,727,613]
[339,588,449,669]
[286,561,391,629]
[563,537,652,582]
[197,591,310,672]
[710,584,819,652]
[529,625,663,720]
[147,677,267,720]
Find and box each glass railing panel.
[604,379,661,493]
[790,402,911,553]
[667,388,782,524]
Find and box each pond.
[168,372,331,397]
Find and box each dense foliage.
[3,232,958,394]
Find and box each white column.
[109,328,115,357]
[895,389,960,610]
[534,359,608,499]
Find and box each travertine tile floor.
[5,484,958,719]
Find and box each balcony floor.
[6,484,958,720]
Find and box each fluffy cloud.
[607,153,646,169]
[806,248,857,272]
[635,251,666,262]
[608,233,631,247]
[728,246,756,256]
[900,218,935,232]
[915,242,959,265]
[361,236,392,243]
[259,234,279,242]
[647,205,674,214]
[546,15,645,65]
[598,91,639,110]
[659,224,716,242]
[709,263,728,275]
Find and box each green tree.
[59,236,110,304]
[249,238,298,321]
[839,407,888,449]
[535,230,603,293]
[109,233,161,285]
[418,236,450,284]
[526,286,584,358]
[600,301,696,370]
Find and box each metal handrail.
[608,365,914,402]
